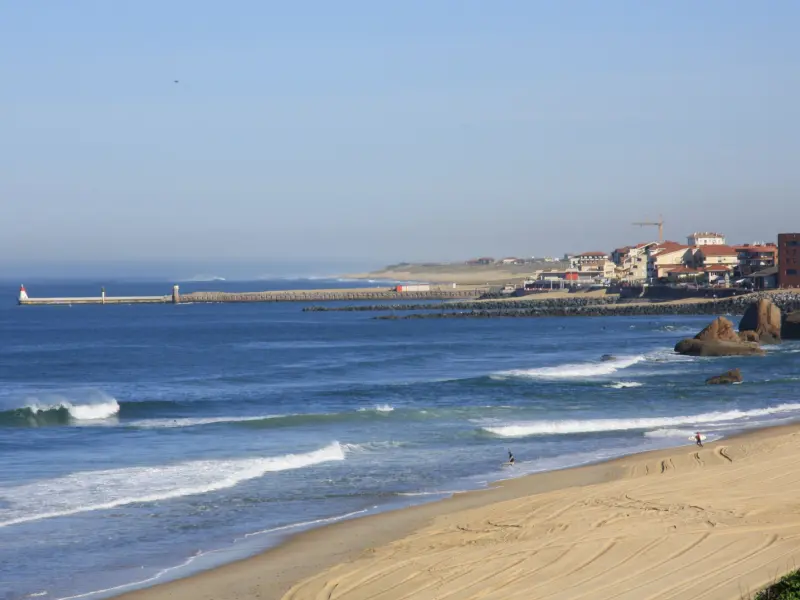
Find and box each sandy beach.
[119,423,800,600]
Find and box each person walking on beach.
[695,432,703,447]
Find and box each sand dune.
[283,429,800,600]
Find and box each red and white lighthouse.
[19,285,28,302]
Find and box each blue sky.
[2,1,799,276]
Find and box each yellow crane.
[632,216,664,243]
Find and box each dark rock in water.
[706,368,743,385]
[783,311,800,340]
[600,354,616,362]
[674,339,765,357]
[739,299,782,344]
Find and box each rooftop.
[697,244,738,256]
[690,232,725,238]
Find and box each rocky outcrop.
[695,317,741,343]
[783,311,800,340]
[706,368,743,385]
[739,299,782,344]
[674,316,766,357]
[738,330,760,343]
[674,339,765,357]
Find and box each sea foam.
[481,403,800,437]
[0,442,345,528]
[494,355,645,380]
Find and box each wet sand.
[118,423,800,600]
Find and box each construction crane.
[632,216,664,243]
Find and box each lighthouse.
[18,285,28,303]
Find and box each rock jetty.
[356,292,800,320]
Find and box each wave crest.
[494,355,645,380]
[0,442,345,528]
[1,394,120,426]
[481,403,800,437]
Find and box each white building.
[687,232,726,246]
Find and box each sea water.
[2,280,800,599]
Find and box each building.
[465,257,495,266]
[646,241,694,280]
[751,266,778,290]
[498,257,524,265]
[616,242,656,282]
[688,232,727,246]
[611,246,631,266]
[693,245,738,269]
[778,233,800,288]
[733,243,778,276]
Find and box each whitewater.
[3,280,800,600]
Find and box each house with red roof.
[693,245,739,269]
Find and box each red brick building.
[778,233,800,288]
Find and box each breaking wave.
[494,355,646,380]
[481,403,800,437]
[0,394,121,426]
[356,404,394,413]
[0,442,345,528]
[644,428,703,439]
[604,381,643,389]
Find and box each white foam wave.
[341,441,404,453]
[644,428,701,439]
[241,508,369,540]
[357,404,394,412]
[604,381,643,389]
[495,355,645,380]
[128,415,272,429]
[0,442,344,528]
[27,398,120,421]
[481,403,800,437]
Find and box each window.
[788,269,798,275]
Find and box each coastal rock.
[600,354,616,362]
[738,331,760,343]
[695,317,741,343]
[783,311,800,340]
[739,299,782,344]
[706,368,743,385]
[674,339,765,357]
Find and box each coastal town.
[476,231,800,291]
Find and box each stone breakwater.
[361,293,800,320]
[303,297,618,312]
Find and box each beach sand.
[119,425,800,600]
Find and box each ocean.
[2,279,800,600]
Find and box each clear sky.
[2,1,799,277]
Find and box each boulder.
[738,330,760,343]
[739,299,782,344]
[706,368,743,385]
[674,339,765,357]
[783,311,800,340]
[695,317,741,343]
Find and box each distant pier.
[16,285,487,306]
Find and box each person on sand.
[508,450,515,465]
[695,432,703,448]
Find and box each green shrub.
[755,570,800,599]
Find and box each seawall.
[365,292,800,320]
[18,287,487,306]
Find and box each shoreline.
[115,421,800,600]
